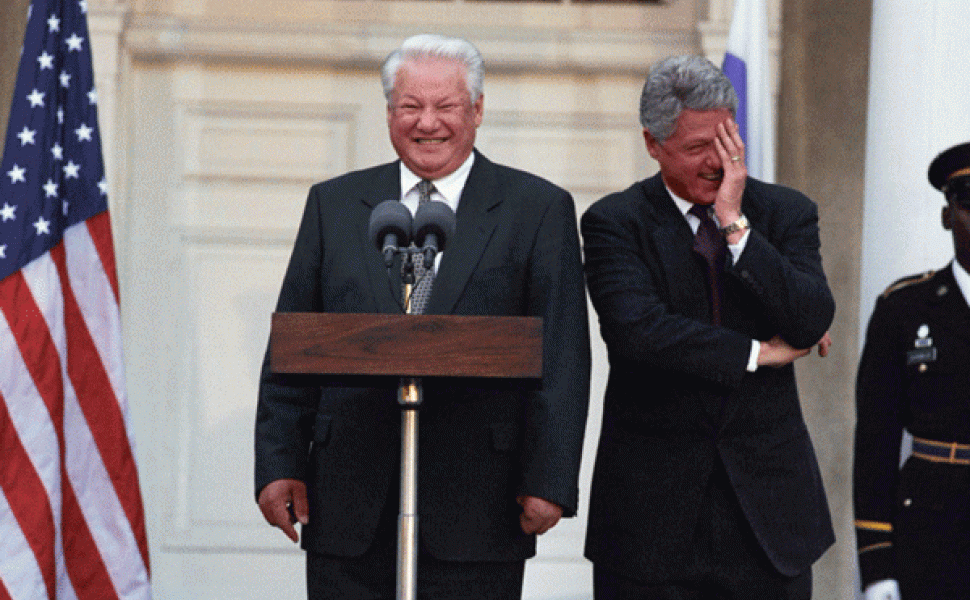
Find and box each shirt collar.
[665,183,695,218]
[664,182,719,230]
[399,152,475,214]
[951,260,970,306]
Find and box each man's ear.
[643,129,661,161]
[473,93,484,128]
[943,204,953,231]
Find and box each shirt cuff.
[747,339,760,372]
[727,228,751,264]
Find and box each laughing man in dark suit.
[581,55,834,600]
[254,34,590,600]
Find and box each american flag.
[0,1,152,599]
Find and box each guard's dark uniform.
[854,264,970,599]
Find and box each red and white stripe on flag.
[0,213,151,600]
[0,0,151,598]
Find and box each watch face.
[723,215,748,234]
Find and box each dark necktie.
[689,203,727,324]
[408,180,435,314]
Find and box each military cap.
[928,141,970,191]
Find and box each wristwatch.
[721,214,750,235]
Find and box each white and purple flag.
[722,0,775,182]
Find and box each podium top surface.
[271,312,542,379]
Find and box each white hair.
[381,34,484,103]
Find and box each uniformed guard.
[854,140,970,600]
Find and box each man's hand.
[712,118,747,243]
[758,332,833,368]
[864,579,901,600]
[516,496,563,535]
[816,331,833,357]
[257,478,308,543]
[757,335,810,368]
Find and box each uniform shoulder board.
[881,270,936,299]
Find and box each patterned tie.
[407,180,435,314]
[689,203,727,324]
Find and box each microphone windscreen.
[368,200,412,250]
[414,201,456,252]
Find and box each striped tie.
[408,180,435,314]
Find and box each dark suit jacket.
[255,150,591,562]
[581,173,835,579]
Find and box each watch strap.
[721,214,749,235]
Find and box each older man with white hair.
[254,34,590,600]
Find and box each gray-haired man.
[582,55,834,600]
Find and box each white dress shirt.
[398,153,474,270]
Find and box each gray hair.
[381,34,484,104]
[639,55,738,143]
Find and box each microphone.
[368,200,413,267]
[413,201,456,266]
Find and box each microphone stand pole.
[397,252,420,600]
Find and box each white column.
[860,0,970,344]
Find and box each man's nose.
[705,147,722,169]
[416,107,439,129]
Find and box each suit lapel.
[640,175,709,318]
[425,151,502,315]
[361,161,406,314]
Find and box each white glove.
[864,579,900,600]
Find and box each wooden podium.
[270,312,543,600]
